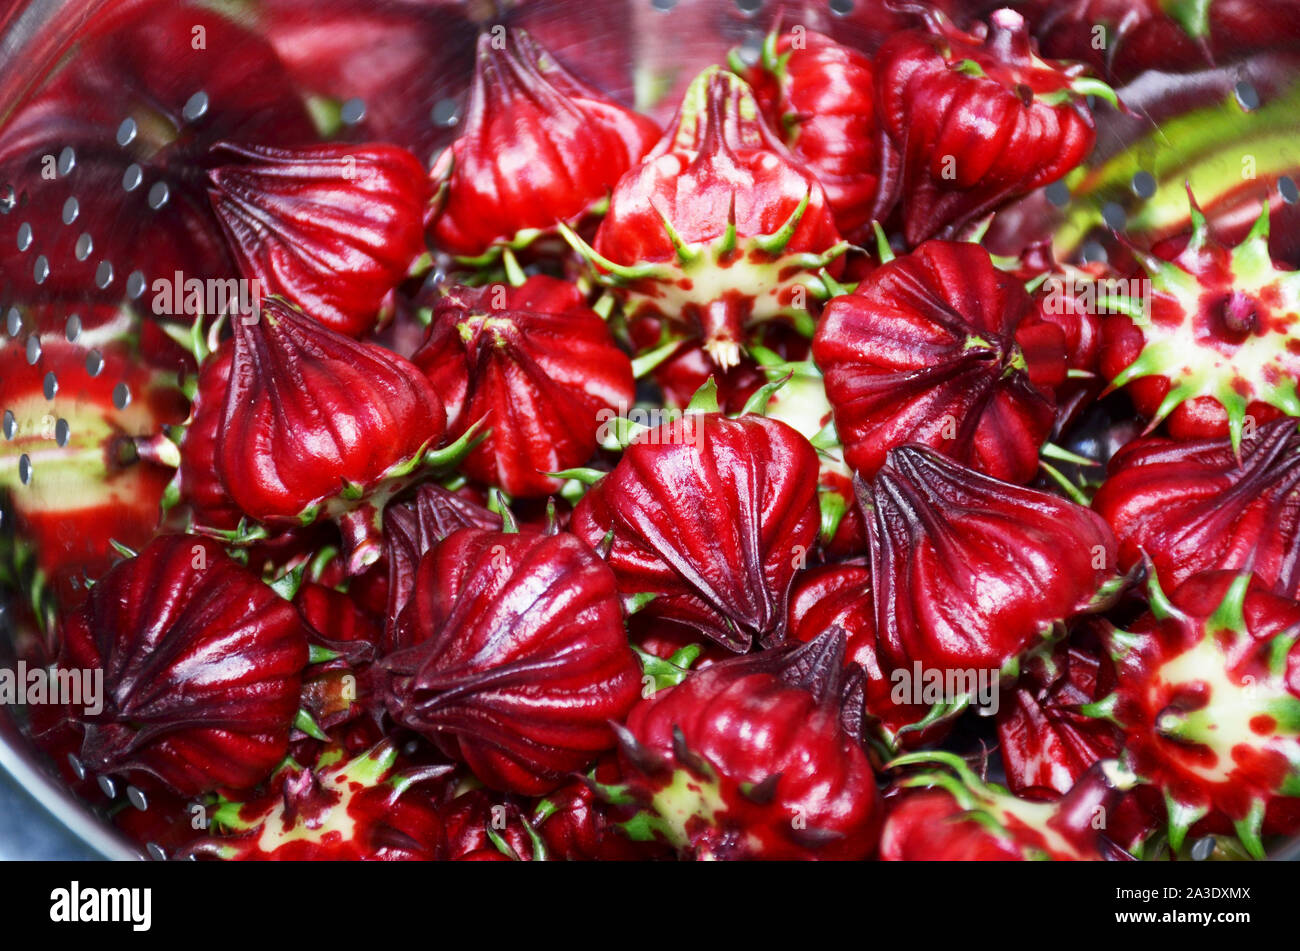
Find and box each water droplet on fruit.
[1081,240,1108,264]
[1131,170,1156,199]
[146,843,167,861]
[122,164,142,191]
[2,410,14,439]
[67,753,86,781]
[127,786,148,811]
[148,181,169,209]
[55,418,69,446]
[1102,202,1126,230]
[113,382,131,409]
[75,232,92,260]
[829,0,853,14]
[735,0,761,13]
[1280,176,1299,205]
[57,147,75,176]
[43,372,57,400]
[18,454,31,485]
[62,196,78,224]
[127,270,145,299]
[65,313,80,341]
[26,335,41,364]
[6,308,20,336]
[652,0,677,10]
[95,260,114,289]
[16,221,32,251]
[97,775,117,799]
[32,254,49,284]
[86,349,103,377]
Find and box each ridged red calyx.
[997,637,1122,797]
[438,788,544,862]
[1092,569,1300,858]
[1092,420,1300,597]
[182,741,451,860]
[863,445,1123,674]
[732,29,899,238]
[570,403,821,652]
[813,240,1065,484]
[1100,200,1300,450]
[428,28,660,262]
[383,527,642,795]
[610,630,882,860]
[174,342,241,532]
[578,66,847,370]
[1031,0,1300,83]
[533,760,668,861]
[786,562,955,751]
[875,8,1114,245]
[881,752,1133,860]
[208,142,430,338]
[217,296,456,574]
[382,484,501,652]
[55,534,308,796]
[411,276,635,497]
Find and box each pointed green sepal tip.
[1206,570,1252,636]
[686,377,721,414]
[268,563,305,602]
[293,708,330,742]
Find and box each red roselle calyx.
[1092,420,1300,598]
[381,484,501,653]
[182,741,451,860]
[576,66,847,370]
[732,29,899,239]
[1100,200,1300,449]
[786,562,956,752]
[412,276,634,497]
[55,534,308,796]
[862,445,1123,674]
[570,404,821,652]
[610,629,882,860]
[813,239,1065,485]
[881,752,1134,860]
[875,8,1114,245]
[216,296,463,574]
[383,528,642,795]
[208,141,430,339]
[428,29,660,262]
[1093,570,1300,858]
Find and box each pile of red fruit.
[3,0,1300,861]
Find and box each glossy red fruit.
[217,296,449,573]
[439,788,542,862]
[813,240,1064,484]
[428,28,660,261]
[881,753,1131,860]
[863,445,1122,674]
[875,8,1111,245]
[412,276,634,497]
[786,562,953,751]
[570,410,820,652]
[734,29,898,238]
[612,630,881,860]
[534,760,668,861]
[1031,0,1300,83]
[997,637,1121,798]
[1100,201,1300,449]
[585,66,845,370]
[1096,570,1300,858]
[1092,420,1300,597]
[182,741,450,861]
[208,142,429,338]
[383,528,642,795]
[0,336,188,605]
[174,343,241,532]
[381,484,501,652]
[55,534,308,796]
